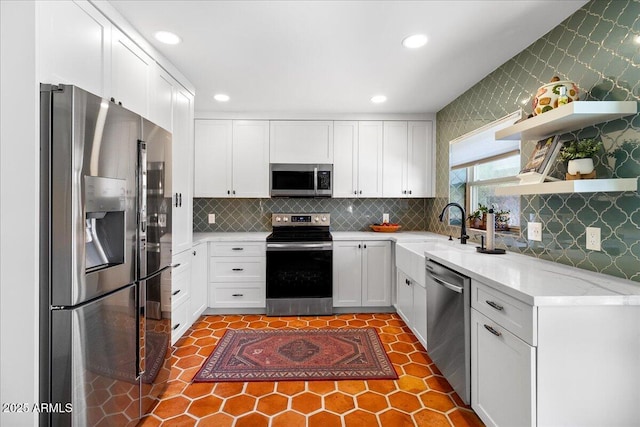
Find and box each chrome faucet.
[439,202,469,244]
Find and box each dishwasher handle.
[428,272,464,293]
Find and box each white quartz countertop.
[193,232,271,243]
[191,231,640,306]
[396,239,640,306]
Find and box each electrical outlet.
[527,222,542,241]
[208,213,216,224]
[383,213,390,223]
[586,227,601,251]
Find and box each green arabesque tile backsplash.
[428,0,639,282]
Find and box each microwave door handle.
[313,167,318,194]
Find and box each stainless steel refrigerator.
[39,84,172,426]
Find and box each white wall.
[0,1,40,426]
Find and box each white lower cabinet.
[471,309,535,427]
[170,250,192,344]
[208,242,266,308]
[471,279,640,426]
[395,269,427,348]
[189,242,208,324]
[333,241,391,307]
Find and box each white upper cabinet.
[407,121,434,197]
[37,0,111,97]
[357,121,384,197]
[194,120,232,198]
[333,121,358,198]
[194,120,269,198]
[111,27,152,117]
[270,121,333,163]
[232,121,270,197]
[148,64,174,132]
[334,121,383,198]
[382,121,408,198]
[382,121,434,197]
[172,86,194,254]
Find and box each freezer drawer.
[48,284,140,427]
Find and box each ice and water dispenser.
[84,176,127,273]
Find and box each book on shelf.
[517,135,562,184]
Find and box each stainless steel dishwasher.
[425,258,471,405]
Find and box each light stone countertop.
[191,231,640,306]
[397,239,640,306]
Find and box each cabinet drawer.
[210,242,265,257]
[472,280,536,345]
[210,257,265,282]
[171,260,191,307]
[210,284,265,308]
[171,299,189,345]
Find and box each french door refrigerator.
[39,84,172,426]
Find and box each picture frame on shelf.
[517,135,562,184]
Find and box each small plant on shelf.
[495,209,511,231]
[559,138,603,178]
[467,203,488,230]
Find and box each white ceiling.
[110,0,588,115]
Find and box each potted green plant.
[559,138,603,176]
[467,203,488,229]
[607,139,640,178]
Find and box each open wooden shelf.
[495,101,637,141]
[495,177,638,196]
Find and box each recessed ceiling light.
[402,34,428,49]
[214,94,230,102]
[154,31,181,45]
[371,95,387,104]
[634,34,640,44]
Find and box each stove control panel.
[272,213,330,227]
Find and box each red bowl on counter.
[370,224,401,232]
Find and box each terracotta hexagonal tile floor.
[137,314,484,426]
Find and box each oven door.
[266,242,332,298]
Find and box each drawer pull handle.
[232,293,244,297]
[486,300,504,311]
[484,324,502,337]
[232,268,244,271]
[232,247,244,251]
[172,290,181,296]
[172,323,180,330]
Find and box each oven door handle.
[313,167,318,195]
[267,242,333,251]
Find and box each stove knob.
[321,216,327,222]
[275,216,281,222]
[314,216,320,222]
[284,217,289,222]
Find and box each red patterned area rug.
[193,328,398,382]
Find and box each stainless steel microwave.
[270,164,332,197]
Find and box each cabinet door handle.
[358,244,361,249]
[232,293,243,297]
[232,268,244,271]
[172,290,181,296]
[408,190,412,195]
[359,190,362,194]
[232,190,236,195]
[175,193,179,207]
[172,323,180,330]
[486,300,504,311]
[354,190,357,195]
[232,247,244,251]
[363,244,366,249]
[179,193,182,207]
[484,324,502,337]
[193,251,196,256]
[227,190,231,195]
